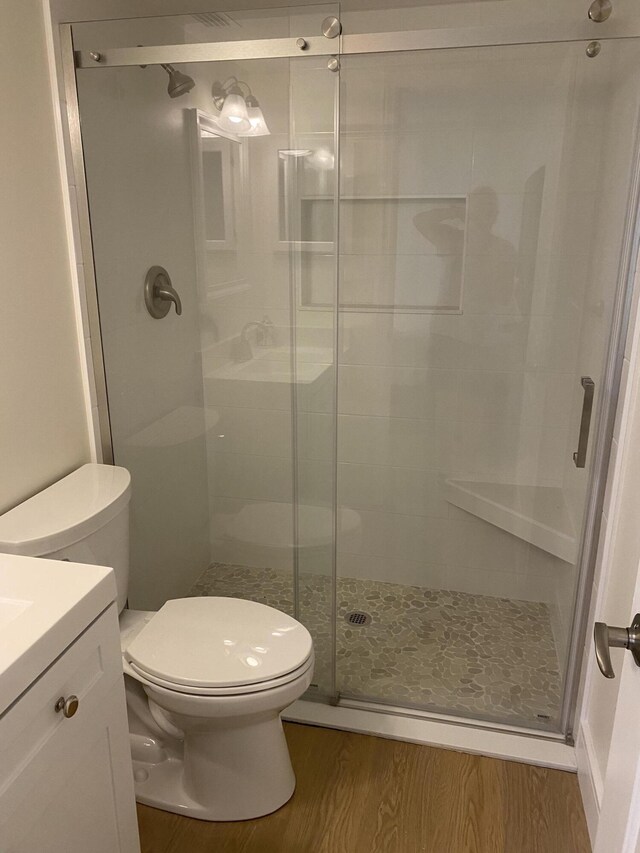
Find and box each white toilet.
[0,463,314,821]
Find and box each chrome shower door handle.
[144,266,182,318]
[573,376,595,468]
[594,614,640,678]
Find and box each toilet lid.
[124,597,313,690]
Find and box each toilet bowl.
[121,598,313,820]
[0,464,314,821]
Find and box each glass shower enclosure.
[65,6,640,738]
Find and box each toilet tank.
[0,464,131,612]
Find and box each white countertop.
[0,554,117,715]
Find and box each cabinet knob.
[55,694,79,718]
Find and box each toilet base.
[133,754,210,820]
[128,710,298,821]
[132,749,296,822]
[122,612,312,821]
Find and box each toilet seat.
[128,652,314,696]
[124,596,313,693]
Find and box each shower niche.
[299,194,467,313]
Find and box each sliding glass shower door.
[73,13,341,699]
[334,40,640,728]
[71,11,640,734]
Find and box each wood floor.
[136,722,591,853]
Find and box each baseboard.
[284,700,576,771]
[576,720,603,845]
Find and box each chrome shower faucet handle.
[144,266,182,318]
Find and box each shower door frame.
[60,14,640,746]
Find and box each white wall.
[0,0,90,514]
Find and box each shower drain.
[345,610,372,626]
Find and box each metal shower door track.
[75,36,336,67]
[75,18,640,68]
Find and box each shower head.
[161,64,195,98]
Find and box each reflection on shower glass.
[202,150,226,242]
[278,148,336,243]
[298,196,467,312]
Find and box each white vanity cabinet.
[0,558,140,853]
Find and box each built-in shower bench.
[445,479,577,564]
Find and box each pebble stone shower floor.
[190,563,562,728]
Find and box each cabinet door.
[0,606,140,853]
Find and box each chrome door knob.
[55,694,79,718]
[594,614,640,678]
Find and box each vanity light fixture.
[244,95,270,137]
[212,77,270,136]
[217,89,250,131]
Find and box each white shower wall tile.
[209,407,292,459]
[434,420,568,484]
[454,371,526,425]
[552,192,600,258]
[341,130,473,198]
[338,463,448,520]
[297,412,334,462]
[470,127,555,195]
[337,508,444,564]
[209,497,294,571]
[339,254,462,312]
[457,314,529,372]
[339,312,462,369]
[334,510,564,580]
[298,458,334,507]
[204,370,291,411]
[336,552,560,604]
[530,253,592,318]
[337,364,457,420]
[337,414,441,471]
[464,192,527,257]
[460,252,536,317]
[452,370,573,430]
[210,452,293,504]
[206,408,256,457]
[525,314,583,373]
